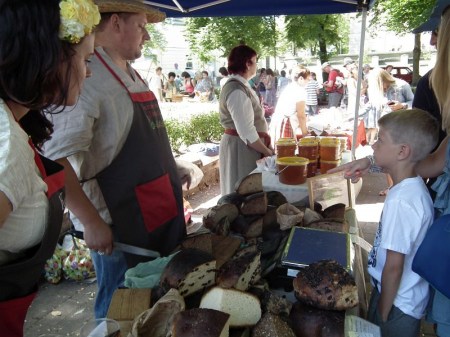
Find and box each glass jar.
[276,138,297,158]
[276,156,309,185]
[319,137,341,161]
[298,137,319,160]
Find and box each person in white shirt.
[269,66,310,145]
[150,66,164,102]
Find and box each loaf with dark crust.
[292,260,358,310]
[203,204,239,233]
[171,308,230,337]
[159,249,216,297]
[236,172,263,195]
[251,313,296,337]
[216,251,261,291]
[289,301,345,337]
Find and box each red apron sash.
[224,128,271,148]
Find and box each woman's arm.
[415,136,448,178]
[247,139,273,157]
[296,101,308,135]
[0,191,12,228]
[55,158,114,254]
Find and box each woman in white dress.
[269,66,310,146]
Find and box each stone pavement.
[23,144,437,337]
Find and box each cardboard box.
[107,288,152,336]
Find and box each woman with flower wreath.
[0,0,100,335]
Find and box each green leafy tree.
[370,0,436,84]
[185,16,284,63]
[284,14,350,64]
[142,23,167,61]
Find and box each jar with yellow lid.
[276,138,297,158]
[298,137,319,160]
[320,159,341,174]
[319,137,341,161]
[276,156,309,185]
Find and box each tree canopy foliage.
[182,0,437,75]
[142,23,167,60]
[185,14,349,64]
[185,16,282,63]
[284,14,349,63]
[370,0,436,34]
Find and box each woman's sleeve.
[226,90,260,144]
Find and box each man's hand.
[327,157,372,183]
[83,220,114,255]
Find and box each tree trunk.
[412,33,421,87]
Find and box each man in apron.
[43,0,189,318]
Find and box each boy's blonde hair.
[378,109,439,162]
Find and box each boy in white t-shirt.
[366,109,439,337]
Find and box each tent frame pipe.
[351,3,368,159]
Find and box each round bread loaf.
[289,302,344,337]
[292,260,358,311]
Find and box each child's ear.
[398,144,411,160]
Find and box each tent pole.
[351,4,368,159]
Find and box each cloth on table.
[124,254,176,288]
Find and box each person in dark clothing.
[412,9,447,198]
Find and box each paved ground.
[23,144,437,337]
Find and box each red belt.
[224,128,271,147]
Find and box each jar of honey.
[298,137,319,160]
[306,159,318,178]
[276,157,309,185]
[320,159,341,174]
[337,136,348,153]
[319,137,341,161]
[276,138,297,158]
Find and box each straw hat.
[95,0,166,23]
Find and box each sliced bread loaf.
[200,287,261,328]
[216,251,261,291]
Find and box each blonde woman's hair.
[431,7,450,133]
[366,68,395,111]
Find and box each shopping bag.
[44,244,69,284]
[412,214,450,298]
[62,236,96,281]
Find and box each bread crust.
[293,260,358,310]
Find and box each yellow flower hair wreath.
[59,0,101,44]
